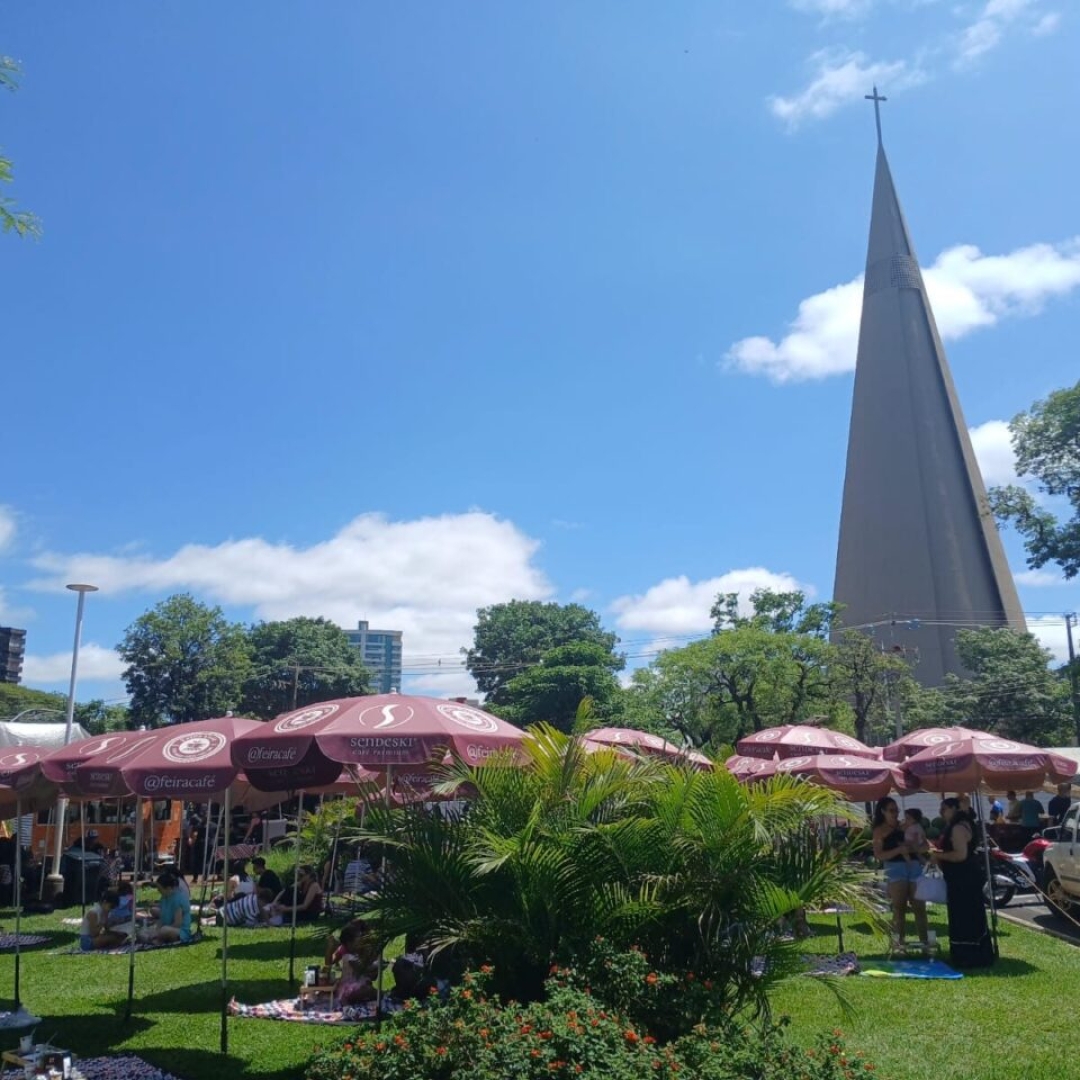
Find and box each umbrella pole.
[220,787,230,1054]
[977,790,999,959]
[287,790,305,986]
[125,796,142,1023]
[14,796,21,1009]
[38,806,52,901]
[375,765,391,1030]
[80,799,87,917]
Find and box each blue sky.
[1,1,1077,703]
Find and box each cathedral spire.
[833,101,1025,687]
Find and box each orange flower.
[539,1030,553,1040]
[645,973,658,985]
[435,1047,448,1056]
[625,1030,640,1043]
[461,989,473,1000]
[480,964,493,974]
[375,1042,386,1052]
[393,1034,407,1047]
[479,1028,489,1038]
[644,1036,656,1045]
[531,1049,541,1058]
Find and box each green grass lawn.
[0,899,1074,1080]
[773,908,1074,1080]
[0,903,350,1080]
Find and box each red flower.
[393,1035,407,1047]
[645,973,658,985]
[461,989,473,1000]
[703,980,713,990]
[435,1047,448,1056]
[530,1049,541,1058]
[644,1036,656,1045]
[480,964,493,974]
[625,1030,640,1044]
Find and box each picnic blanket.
[228,996,404,1024]
[1,1053,185,1080]
[0,933,50,949]
[859,958,963,979]
[749,951,859,978]
[51,932,204,956]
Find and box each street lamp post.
[46,583,99,896]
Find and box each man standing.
[1047,784,1073,826]
[1018,791,1045,830]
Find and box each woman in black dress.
[930,797,994,968]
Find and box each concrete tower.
[833,90,1025,687]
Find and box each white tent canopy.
[0,721,90,749]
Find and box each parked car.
[1039,803,1080,914]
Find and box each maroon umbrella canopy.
[736,725,874,760]
[39,731,160,786]
[0,748,59,810]
[902,737,1077,793]
[232,694,527,772]
[882,726,990,762]
[724,754,778,782]
[71,716,265,799]
[772,753,916,801]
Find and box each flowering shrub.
[304,968,884,1080]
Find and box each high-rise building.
[345,620,403,695]
[0,627,27,685]
[833,92,1025,687]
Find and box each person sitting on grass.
[331,920,381,1007]
[251,856,282,898]
[221,887,275,929]
[138,871,192,945]
[81,891,128,951]
[272,865,324,923]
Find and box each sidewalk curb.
[997,908,1080,947]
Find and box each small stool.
[299,984,336,1010]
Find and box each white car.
[1041,802,1080,913]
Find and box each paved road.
[997,892,1080,944]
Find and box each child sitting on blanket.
[331,921,380,1007]
[81,891,128,951]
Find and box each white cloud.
[21,643,126,685]
[790,0,873,15]
[28,511,555,692]
[768,49,925,128]
[0,506,15,553]
[969,420,1018,487]
[727,237,1080,383]
[0,586,34,627]
[611,568,805,636]
[1031,11,1062,36]
[954,0,1049,66]
[1027,615,1073,666]
[1014,568,1066,587]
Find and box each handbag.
[915,868,947,905]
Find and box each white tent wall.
[0,721,91,748]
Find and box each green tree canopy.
[990,379,1080,580]
[499,641,622,732]
[117,594,252,727]
[1,57,40,238]
[931,627,1072,746]
[466,601,622,705]
[240,616,372,719]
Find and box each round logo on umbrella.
[436,703,499,733]
[358,703,416,731]
[982,740,1021,752]
[0,751,34,769]
[777,756,811,769]
[162,731,228,764]
[274,704,340,733]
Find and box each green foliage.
[466,601,623,705]
[936,627,1071,745]
[990,379,1080,579]
[73,697,130,734]
[240,616,372,719]
[117,593,252,727]
[829,630,909,745]
[501,642,623,732]
[358,729,860,1012]
[304,966,876,1080]
[0,682,68,721]
[1,57,40,238]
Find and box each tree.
[74,698,130,735]
[498,642,622,732]
[932,627,1072,745]
[465,601,622,705]
[240,616,372,719]
[117,594,252,727]
[1,57,40,238]
[989,379,1080,579]
[829,630,909,745]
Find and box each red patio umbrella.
[584,727,712,769]
[882,726,990,763]
[902,737,1077,792]
[772,753,916,801]
[724,754,778,782]
[736,725,875,760]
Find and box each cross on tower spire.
[865,86,887,145]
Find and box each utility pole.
[1065,612,1080,747]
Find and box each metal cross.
[865,86,887,143]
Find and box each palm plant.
[357,727,864,1010]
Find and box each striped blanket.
[52,932,204,956]
[228,996,403,1024]
[0,934,50,950]
[0,1053,184,1080]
